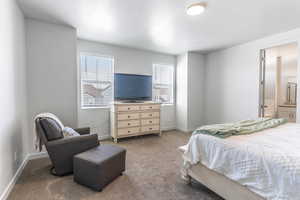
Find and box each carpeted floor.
[8,131,223,200]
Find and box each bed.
[180,123,300,200]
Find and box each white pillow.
[62,127,80,137]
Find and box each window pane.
[153,64,174,104]
[80,54,113,108]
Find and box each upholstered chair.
[35,117,99,176]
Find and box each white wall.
[26,19,78,152]
[176,53,189,131]
[0,0,28,198]
[176,52,205,132]
[188,53,205,131]
[204,28,300,124]
[77,40,177,138]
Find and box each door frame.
[259,41,299,119]
[258,49,266,117]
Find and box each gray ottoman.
[73,144,126,191]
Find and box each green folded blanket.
[193,118,287,138]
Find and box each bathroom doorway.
[259,42,298,122]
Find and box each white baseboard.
[98,134,111,141]
[28,152,48,160]
[0,155,29,200]
[175,128,192,133]
[161,127,177,132]
[0,151,49,200]
[97,129,177,141]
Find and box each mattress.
[183,123,300,200]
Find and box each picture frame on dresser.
[110,102,161,143]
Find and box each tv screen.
[114,73,152,101]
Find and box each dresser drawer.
[117,113,140,120]
[117,105,140,112]
[141,125,160,132]
[141,118,160,126]
[118,120,140,128]
[140,104,160,110]
[118,127,140,136]
[140,112,160,119]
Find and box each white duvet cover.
[183,123,300,200]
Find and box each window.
[80,54,114,108]
[153,64,174,104]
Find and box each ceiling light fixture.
[186,2,206,16]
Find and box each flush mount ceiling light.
[186,2,206,16]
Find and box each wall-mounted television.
[114,73,152,101]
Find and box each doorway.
[259,42,298,122]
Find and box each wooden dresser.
[110,102,161,143]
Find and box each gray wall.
[188,52,205,131]
[204,28,300,124]
[25,19,177,147]
[0,0,28,198]
[26,19,78,153]
[77,39,177,138]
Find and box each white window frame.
[152,63,175,105]
[79,52,114,109]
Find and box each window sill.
[81,106,111,110]
[81,104,174,109]
[161,103,174,107]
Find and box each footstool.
[73,144,126,191]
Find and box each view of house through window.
[80,54,114,108]
[153,64,174,104]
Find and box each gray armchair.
[35,117,99,176]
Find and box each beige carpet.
[8,131,223,200]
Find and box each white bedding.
[183,123,300,200]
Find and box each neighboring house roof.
[83,81,111,97]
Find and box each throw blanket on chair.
[193,118,287,138]
[34,113,64,151]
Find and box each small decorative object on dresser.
[110,102,161,143]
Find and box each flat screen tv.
[114,73,152,101]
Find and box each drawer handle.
[128,108,130,110]
[149,128,152,130]
[150,106,152,109]
[128,123,131,125]
[128,116,130,118]
[149,114,152,116]
[149,121,152,123]
[128,130,131,133]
